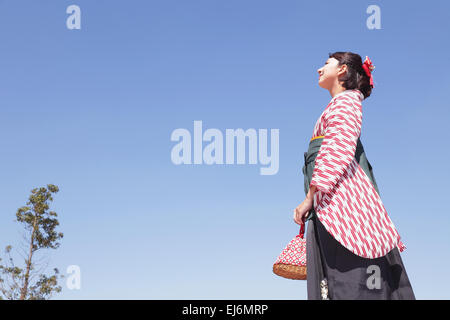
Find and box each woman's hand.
[293,197,313,225]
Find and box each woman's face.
[317,57,347,90]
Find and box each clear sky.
[0,0,449,299]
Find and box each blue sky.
[0,0,449,299]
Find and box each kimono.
[303,89,415,300]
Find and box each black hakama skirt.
[306,214,416,300]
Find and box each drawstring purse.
[272,222,307,280]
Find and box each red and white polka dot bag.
[273,223,307,280]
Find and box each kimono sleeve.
[310,97,362,194]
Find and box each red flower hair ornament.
[362,56,375,88]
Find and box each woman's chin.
[318,81,328,89]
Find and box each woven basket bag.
[273,222,307,280]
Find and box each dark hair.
[328,51,373,99]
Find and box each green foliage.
[0,184,64,300]
[27,268,63,300]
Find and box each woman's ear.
[337,64,348,77]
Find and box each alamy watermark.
[170,120,279,175]
[66,265,81,290]
[65,4,380,31]
[66,5,81,30]
[366,5,381,30]
[366,264,381,290]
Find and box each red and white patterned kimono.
[309,89,406,259]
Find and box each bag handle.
[297,222,305,238]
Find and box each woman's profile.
[294,51,416,300]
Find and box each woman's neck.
[329,83,347,98]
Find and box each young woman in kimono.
[293,52,416,300]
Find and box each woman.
[293,52,415,300]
